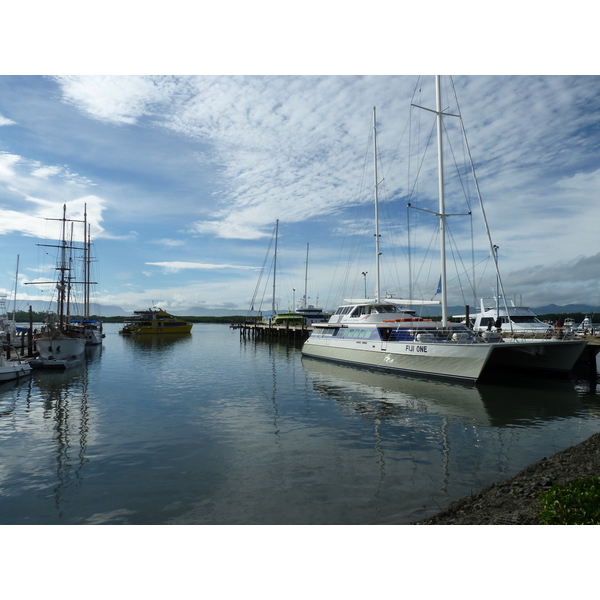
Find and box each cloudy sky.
[1,6,598,316]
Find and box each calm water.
[1,322,600,525]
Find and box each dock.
[238,322,312,344]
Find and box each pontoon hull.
[301,337,587,382]
[302,338,495,382]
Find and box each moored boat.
[25,205,87,368]
[455,298,553,337]
[272,312,305,327]
[0,351,32,382]
[301,80,587,382]
[119,307,193,334]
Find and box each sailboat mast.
[58,204,68,328]
[272,219,279,317]
[303,243,309,309]
[373,107,381,302]
[435,76,448,323]
[83,204,89,318]
[12,255,19,322]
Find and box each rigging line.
[450,77,512,321]
[250,223,276,312]
[445,218,477,299]
[411,220,439,296]
[441,117,473,213]
[325,122,374,306]
[446,228,471,307]
[406,118,437,204]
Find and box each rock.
[413,431,600,525]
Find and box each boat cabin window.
[510,316,541,324]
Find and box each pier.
[576,335,600,378]
[239,321,312,344]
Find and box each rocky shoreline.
[413,431,600,525]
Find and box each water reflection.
[30,366,91,517]
[121,333,193,355]
[302,357,586,427]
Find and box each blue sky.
[2,7,599,316]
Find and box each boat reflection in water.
[301,357,589,522]
[301,357,585,428]
[120,332,193,355]
[29,365,90,518]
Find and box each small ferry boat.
[119,308,193,335]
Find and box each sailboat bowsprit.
[301,78,587,383]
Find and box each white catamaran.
[301,77,586,382]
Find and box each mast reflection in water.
[1,323,599,524]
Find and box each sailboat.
[301,78,587,382]
[72,206,104,345]
[296,244,328,325]
[25,205,87,367]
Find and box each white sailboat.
[301,78,586,382]
[25,205,87,367]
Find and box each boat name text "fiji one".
[405,345,428,353]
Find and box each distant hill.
[15,300,600,319]
[14,300,130,318]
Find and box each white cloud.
[0,114,16,126]
[52,75,177,125]
[146,261,258,272]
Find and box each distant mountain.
[532,304,600,315]
[17,300,599,319]
[15,300,130,318]
[169,307,259,317]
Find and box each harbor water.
[2,322,600,525]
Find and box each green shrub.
[537,477,600,524]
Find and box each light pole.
[361,271,368,299]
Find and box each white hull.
[302,336,495,381]
[302,335,587,382]
[85,328,103,345]
[36,335,86,361]
[0,361,32,381]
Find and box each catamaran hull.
[301,338,587,382]
[485,339,587,373]
[301,338,495,382]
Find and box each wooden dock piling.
[240,322,312,344]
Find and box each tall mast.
[303,243,309,309]
[435,76,448,323]
[12,255,19,322]
[83,204,89,318]
[272,219,279,316]
[58,204,68,328]
[373,107,381,302]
